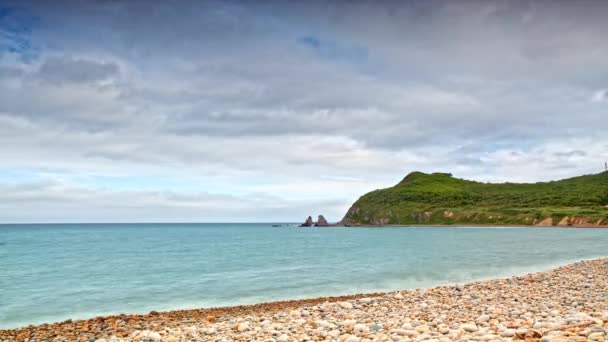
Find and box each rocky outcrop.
[315,215,329,227]
[413,211,433,223]
[301,215,333,227]
[557,216,602,227]
[557,216,570,226]
[339,206,361,226]
[300,216,314,227]
[370,217,390,225]
[535,217,553,226]
[534,216,608,228]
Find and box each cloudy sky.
[0,0,607,223]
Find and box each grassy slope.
[342,171,608,226]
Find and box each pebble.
[476,314,490,323]
[236,322,250,332]
[340,302,354,309]
[501,329,515,337]
[353,324,369,334]
[461,323,478,332]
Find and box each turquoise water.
[1,224,608,329]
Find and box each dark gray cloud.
[0,65,23,77]
[36,57,119,84]
[554,150,587,158]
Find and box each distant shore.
[334,223,608,228]
[2,258,607,342]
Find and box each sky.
[0,0,607,223]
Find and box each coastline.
[332,223,608,229]
[2,258,608,342]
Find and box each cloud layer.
[0,0,607,222]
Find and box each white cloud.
[591,89,608,103]
[0,0,607,222]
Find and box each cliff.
[340,171,608,227]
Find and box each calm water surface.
[1,223,607,329]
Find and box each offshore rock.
[300,216,314,227]
[315,215,329,226]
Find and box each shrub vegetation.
[342,171,608,225]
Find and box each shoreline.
[329,223,608,229]
[2,258,608,341]
[2,256,601,330]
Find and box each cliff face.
[341,171,608,227]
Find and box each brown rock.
[569,216,595,226]
[300,216,314,227]
[315,215,329,226]
[340,205,361,226]
[557,216,571,226]
[536,217,553,226]
[371,217,390,225]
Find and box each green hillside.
[340,171,608,226]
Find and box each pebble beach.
[2,258,607,342]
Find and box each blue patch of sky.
[73,175,187,192]
[452,134,541,155]
[297,34,368,66]
[0,167,261,196]
[0,5,40,62]
[485,136,539,153]
[298,35,320,49]
[0,168,42,183]
[73,174,275,198]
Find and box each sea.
[1,223,607,329]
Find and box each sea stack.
[315,215,329,227]
[300,216,314,227]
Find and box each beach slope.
[2,258,608,341]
